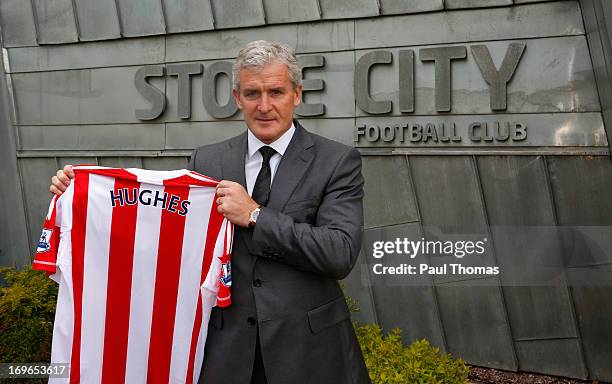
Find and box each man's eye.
[271,89,283,96]
[244,91,258,98]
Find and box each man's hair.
[232,40,302,91]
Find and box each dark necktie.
[251,146,277,206]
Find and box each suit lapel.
[267,120,315,211]
[221,132,248,188]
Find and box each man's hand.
[216,180,259,227]
[50,165,75,196]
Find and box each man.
[51,40,370,384]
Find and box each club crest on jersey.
[37,229,53,253]
[221,261,232,287]
[110,188,191,216]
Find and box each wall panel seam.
[471,154,519,369]
[542,155,590,378]
[405,154,449,352]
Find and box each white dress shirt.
[245,123,296,197]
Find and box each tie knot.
[259,146,277,163]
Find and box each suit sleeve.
[187,148,197,171]
[251,147,364,280]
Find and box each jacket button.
[247,317,257,326]
[253,279,262,287]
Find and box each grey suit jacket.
[189,120,370,384]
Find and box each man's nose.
[257,94,272,113]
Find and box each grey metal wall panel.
[503,286,577,339]
[361,156,418,228]
[19,157,63,249]
[73,0,121,41]
[7,37,165,73]
[56,156,98,167]
[572,287,612,381]
[364,223,447,350]
[547,156,612,225]
[342,249,378,325]
[364,223,446,344]
[600,0,612,44]
[165,121,248,149]
[162,0,214,33]
[166,20,354,62]
[164,60,236,122]
[116,0,166,37]
[514,0,559,3]
[408,156,488,230]
[558,227,612,267]
[581,0,612,156]
[32,0,78,44]
[210,0,265,29]
[297,52,354,118]
[515,339,587,379]
[0,49,30,267]
[374,286,446,348]
[18,124,165,151]
[444,0,512,9]
[318,0,379,19]
[409,155,515,367]
[98,156,143,168]
[142,156,189,170]
[13,67,165,125]
[409,156,498,280]
[477,156,555,226]
[379,0,443,15]
[436,279,517,369]
[262,0,320,24]
[292,118,354,146]
[477,156,578,340]
[165,118,355,150]
[0,0,38,47]
[355,2,583,49]
[546,156,612,381]
[356,36,600,116]
[167,30,294,62]
[294,21,355,54]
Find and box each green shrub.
[0,266,57,364]
[355,323,469,384]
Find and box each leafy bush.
[0,266,57,363]
[355,323,469,384]
[344,290,468,383]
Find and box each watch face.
[251,208,260,223]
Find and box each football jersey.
[33,166,233,384]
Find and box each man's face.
[233,60,302,144]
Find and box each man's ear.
[294,84,303,106]
[232,89,243,109]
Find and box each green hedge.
[1,267,468,383]
[0,266,57,364]
[355,323,468,384]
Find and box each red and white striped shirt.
[33,166,233,384]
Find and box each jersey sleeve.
[33,195,61,276]
[215,220,233,308]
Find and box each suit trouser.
[251,331,267,384]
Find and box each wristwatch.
[249,207,261,227]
